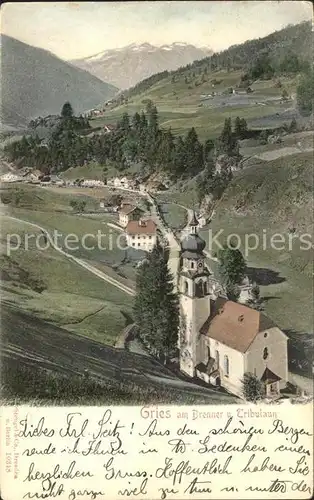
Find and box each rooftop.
[119,204,140,215]
[200,298,277,353]
[126,219,157,235]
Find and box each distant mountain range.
[70,42,213,89]
[1,35,118,128]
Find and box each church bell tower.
[178,212,212,377]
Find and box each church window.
[191,261,195,269]
[224,355,229,376]
[263,347,269,360]
[207,346,211,363]
[215,350,220,368]
[196,281,204,297]
[204,281,208,295]
[185,281,189,294]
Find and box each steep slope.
[123,21,313,100]
[70,42,212,89]
[95,22,312,140]
[200,152,313,333]
[0,35,118,127]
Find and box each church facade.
[178,213,288,399]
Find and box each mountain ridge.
[69,42,213,89]
[1,34,118,128]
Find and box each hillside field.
[200,152,313,334]
[93,71,303,141]
[0,184,138,345]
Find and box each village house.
[81,179,105,188]
[125,219,157,252]
[118,203,143,227]
[107,176,131,190]
[145,180,167,193]
[178,213,288,399]
[99,198,119,212]
[103,124,115,134]
[0,172,24,183]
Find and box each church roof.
[181,250,205,259]
[181,233,206,253]
[126,219,157,235]
[261,368,281,383]
[189,211,199,226]
[200,298,277,353]
[180,268,210,278]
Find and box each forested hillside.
[122,21,312,100]
[1,35,118,128]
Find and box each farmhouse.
[99,198,119,212]
[0,172,23,183]
[118,203,143,227]
[125,219,157,252]
[145,180,167,193]
[178,213,288,399]
[103,124,115,134]
[81,179,105,188]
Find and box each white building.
[118,203,143,227]
[81,179,105,188]
[0,172,23,183]
[107,176,132,190]
[125,219,157,252]
[178,213,288,399]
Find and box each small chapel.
[178,213,288,398]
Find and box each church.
[178,213,288,399]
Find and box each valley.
[1,18,313,404]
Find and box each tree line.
[134,244,179,362]
[3,101,218,179]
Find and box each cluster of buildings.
[178,213,289,399]
[0,169,64,186]
[107,175,169,193]
[117,201,157,252]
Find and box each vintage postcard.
[0,1,313,499]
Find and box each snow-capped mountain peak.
[70,42,213,89]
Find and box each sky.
[1,1,312,60]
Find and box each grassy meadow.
[200,152,313,334]
[1,183,136,345]
[93,70,299,141]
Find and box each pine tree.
[296,69,314,117]
[234,117,248,140]
[216,118,240,157]
[157,129,174,171]
[132,112,141,133]
[239,118,248,138]
[242,372,265,402]
[234,117,242,138]
[173,136,186,176]
[118,113,130,135]
[61,102,74,119]
[134,245,179,362]
[218,244,246,287]
[184,127,204,176]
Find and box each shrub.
[242,372,265,402]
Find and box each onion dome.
[181,211,206,256]
[181,233,206,253]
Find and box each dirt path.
[6,215,135,296]
[255,146,313,162]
